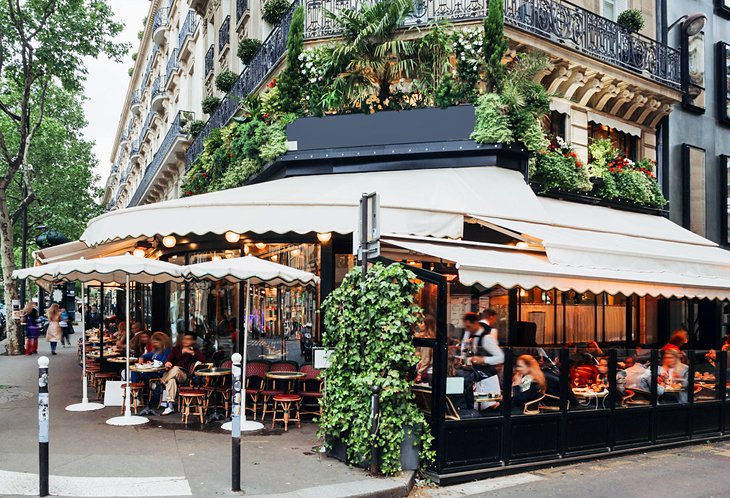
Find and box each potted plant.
[319,263,434,475]
[238,38,262,65]
[215,70,238,93]
[262,0,289,25]
[617,9,645,32]
[202,96,221,115]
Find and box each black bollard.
[370,385,381,475]
[38,356,50,497]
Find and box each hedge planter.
[530,181,669,216]
[326,424,422,472]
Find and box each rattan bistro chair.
[245,360,270,420]
[260,361,297,420]
[298,364,323,417]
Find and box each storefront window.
[616,347,653,409]
[588,122,638,161]
[692,350,719,402]
[658,349,689,404]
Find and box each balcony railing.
[151,76,162,99]
[303,0,681,89]
[237,0,249,22]
[128,110,193,207]
[219,15,231,52]
[185,2,297,169]
[205,44,214,77]
[141,45,159,90]
[178,10,199,49]
[130,90,141,108]
[153,7,169,32]
[166,48,179,87]
[141,110,154,141]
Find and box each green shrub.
[137,30,143,41]
[470,93,513,144]
[617,9,645,32]
[534,150,591,192]
[262,0,290,25]
[127,67,133,77]
[131,51,138,61]
[186,119,206,138]
[320,263,434,475]
[215,70,238,93]
[237,38,262,64]
[277,4,305,114]
[202,96,221,115]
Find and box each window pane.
[692,350,719,402]
[684,145,706,236]
[617,347,653,408]
[512,347,562,415]
[658,349,689,404]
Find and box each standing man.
[480,309,500,344]
[160,332,206,415]
[457,312,504,410]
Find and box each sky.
[81,0,150,182]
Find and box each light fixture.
[317,232,332,243]
[271,254,278,262]
[668,13,707,36]
[189,242,198,249]
[224,231,240,243]
[133,248,146,258]
[255,242,267,249]
[162,235,177,248]
[212,255,222,262]
[516,241,529,249]
[244,245,251,255]
[133,240,151,258]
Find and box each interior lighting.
[317,232,332,243]
[162,235,177,248]
[225,231,240,243]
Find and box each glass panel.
[519,288,555,345]
[604,294,626,343]
[693,350,719,402]
[565,291,596,344]
[719,43,730,122]
[658,349,689,404]
[617,348,653,408]
[512,347,561,415]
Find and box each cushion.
[273,394,301,402]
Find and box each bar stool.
[94,372,117,399]
[120,382,145,414]
[178,388,206,424]
[271,394,301,431]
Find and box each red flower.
[202,172,207,178]
[263,113,269,118]
[266,78,277,88]
[186,190,193,196]
[570,152,577,158]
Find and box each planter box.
[326,424,421,472]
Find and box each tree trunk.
[0,193,21,355]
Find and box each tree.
[277,4,305,114]
[483,0,508,92]
[0,1,126,354]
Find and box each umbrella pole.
[66,284,103,411]
[242,280,250,422]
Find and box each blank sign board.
[313,348,334,369]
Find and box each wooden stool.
[179,389,206,424]
[120,382,145,414]
[94,372,117,399]
[271,394,301,431]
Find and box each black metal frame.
[681,143,707,233]
[682,30,706,114]
[721,155,730,246]
[716,42,730,125]
[716,0,730,18]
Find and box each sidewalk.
[0,340,413,498]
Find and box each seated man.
[160,332,206,415]
[623,357,646,388]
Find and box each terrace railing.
[304,0,681,89]
[128,111,193,207]
[237,0,249,22]
[178,10,199,49]
[205,44,214,77]
[219,15,231,52]
[185,2,296,169]
[166,48,180,87]
[153,6,169,32]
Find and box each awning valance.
[80,167,544,246]
[384,237,730,300]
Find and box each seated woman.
[659,348,688,403]
[129,331,151,358]
[131,332,172,383]
[511,355,546,413]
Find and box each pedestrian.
[22,302,40,355]
[45,303,63,355]
[59,306,72,348]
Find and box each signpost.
[357,192,380,278]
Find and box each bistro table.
[196,368,232,423]
[107,356,138,364]
[266,371,305,392]
[573,388,609,410]
[130,363,166,416]
[86,351,120,360]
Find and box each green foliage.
[412,22,453,101]
[237,38,262,64]
[215,70,238,93]
[278,5,306,114]
[534,146,591,192]
[297,47,329,116]
[262,0,290,24]
[448,28,484,104]
[322,0,419,109]
[320,263,433,475]
[185,119,207,138]
[202,96,222,115]
[470,93,513,144]
[617,9,645,32]
[128,67,134,76]
[132,51,138,61]
[483,0,508,92]
[137,30,143,41]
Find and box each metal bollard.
[38,356,49,497]
[231,352,242,492]
[370,385,381,475]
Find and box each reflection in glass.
[683,145,706,236]
[693,350,719,402]
[684,32,705,110]
[658,349,689,404]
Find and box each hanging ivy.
[320,263,434,475]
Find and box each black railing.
[237,0,249,21]
[131,140,141,158]
[141,45,159,90]
[153,6,169,32]
[178,10,199,49]
[130,90,141,109]
[128,111,193,207]
[166,48,179,87]
[141,109,154,142]
[303,0,681,89]
[185,2,297,169]
[219,15,231,52]
[205,44,214,77]
[151,76,162,100]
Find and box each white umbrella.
[14,254,184,424]
[183,256,319,431]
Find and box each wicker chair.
[245,361,270,420]
[260,361,298,420]
[298,364,323,417]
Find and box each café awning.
[383,237,730,300]
[79,167,545,246]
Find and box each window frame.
[716,42,730,125]
[682,30,706,113]
[720,154,730,246]
[716,0,730,18]
[682,144,707,236]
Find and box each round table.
[265,371,306,381]
[107,356,138,364]
[86,351,119,359]
[573,388,609,410]
[129,364,165,373]
[196,368,232,423]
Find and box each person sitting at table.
[659,348,688,403]
[596,357,626,398]
[511,355,546,413]
[129,331,151,358]
[160,331,206,415]
[661,329,688,351]
[131,332,172,392]
[569,355,599,387]
[624,357,647,389]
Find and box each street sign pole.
[358,192,380,280]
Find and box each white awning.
[384,238,730,300]
[80,167,546,246]
[34,239,140,265]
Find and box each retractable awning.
[384,237,730,300]
[80,167,543,246]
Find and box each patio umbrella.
[14,254,185,425]
[182,255,319,431]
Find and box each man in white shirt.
[457,312,504,409]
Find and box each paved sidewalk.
[0,341,413,498]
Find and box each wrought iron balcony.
[130,140,141,161]
[185,2,297,169]
[303,0,681,89]
[165,48,180,88]
[141,110,155,142]
[219,15,231,52]
[178,10,199,50]
[205,44,214,77]
[151,75,166,111]
[153,6,169,46]
[130,90,141,114]
[128,110,193,207]
[237,0,249,22]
